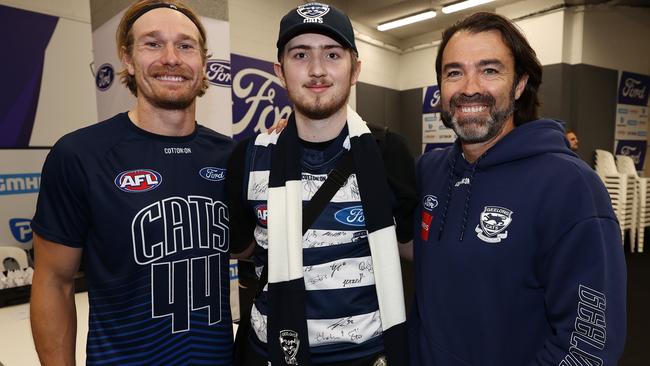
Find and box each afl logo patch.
[297,3,329,23]
[115,169,162,193]
[255,204,268,226]
[199,167,226,182]
[423,195,438,211]
[475,206,513,243]
[334,205,365,227]
[95,63,114,91]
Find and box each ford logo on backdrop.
[199,167,226,182]
[231,54,293,140]
[206,59,231,87]
[95,63,114,91]
[334,206,365,227]
[10,218,33,243]
[423,85,441,114]
[617,71,650,106]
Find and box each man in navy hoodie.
[410,12,626,366]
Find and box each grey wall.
[356,82,422,157]
[539,63,618,164]
[90,0,228,30]
[356,82,400,132]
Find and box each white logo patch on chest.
[475,206,513,243]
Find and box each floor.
[0,251,647,365]
[620,250,649,366]
[0,292,89,366]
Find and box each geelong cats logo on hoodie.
[475,206,513,243]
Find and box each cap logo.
[297,2,329,24]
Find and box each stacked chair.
[616,154,649,253]
[594,149,635,248]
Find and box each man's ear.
[274,62,287,88]
[122,46,135,76]
[514,74,529,100]
[350,59,362,86]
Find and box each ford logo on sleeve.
[199,167,226,182]
[423,195,438,211]
[115,169,162,192]
[334,206,365,227]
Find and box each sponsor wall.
[614,71,650,171]
[0,149,49,249]
[422,85,455,152]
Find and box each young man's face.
[566,132,579,151]
[440,30,528,143]
[275,33,361,120]
[124,8,205,110]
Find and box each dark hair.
[435,12,542,125]
[116,0,209,97]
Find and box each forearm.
[30,272,77,366]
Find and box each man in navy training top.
[410,12,626,366]
[227,3,416,366]
[30,1,234,365]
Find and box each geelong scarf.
[266,106,409,365]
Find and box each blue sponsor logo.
[206,59,231,87]
[95,63,114,91]
[618,108,628,114]
[0,173,40,195]
[199,167,226,182]
[231,54,292,139]
[423,85,441,114]
[334,206,365,227]
[9,218,32,243]
[423,195,438,211]
[618,71,650,106]
[229,261,238,280]
[628,120,638,126]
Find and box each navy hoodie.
[410,119,626,365]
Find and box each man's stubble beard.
[139,65,204,111]
[441,85,516,144]
[289,82,351,120]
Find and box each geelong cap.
[276,2,358,57]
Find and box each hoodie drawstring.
[437,155,458,241]
[459,163,477,241]
[438,152,487,242]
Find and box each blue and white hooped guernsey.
[244,127,385,364]
[32,112,235,365]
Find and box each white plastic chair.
[0,246,30,271]
[617,155,648,252]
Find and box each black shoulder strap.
[302,150,355,234]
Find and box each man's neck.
[129,99,197,137]
[460,119,515,163]
[295,106,347,142]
